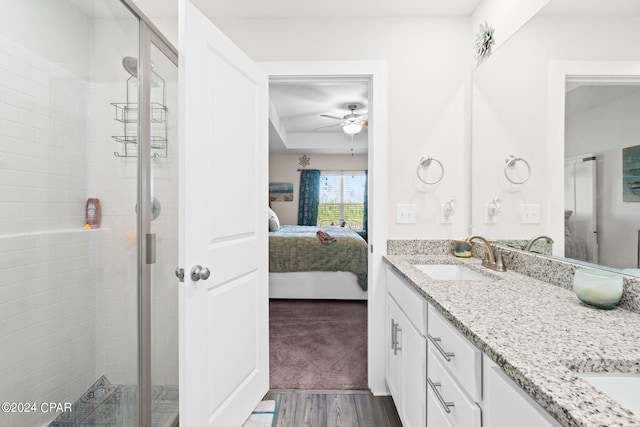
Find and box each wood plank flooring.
[264,390,403,427]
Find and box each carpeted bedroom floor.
[269,299,368,390]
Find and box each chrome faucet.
[523,235,554,252]
[466,235,506,272]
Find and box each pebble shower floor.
[48,376,178,427]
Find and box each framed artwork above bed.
[269,182,294,202]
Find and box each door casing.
[260,60,389,394]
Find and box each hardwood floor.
[264,390,403,427]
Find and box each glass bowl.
[623,268,640,278]
[573,268,623,309]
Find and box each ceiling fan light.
[343,123,362,135]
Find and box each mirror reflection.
[471,0,640,272]
[564,82,640,269]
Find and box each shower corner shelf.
[111,103,168,158]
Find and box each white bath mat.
[242,400,276,427]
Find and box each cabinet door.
[483,355,562,427]
[400,308,426,427]
[386,296,403,402]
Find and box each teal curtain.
[297,169,321,226]
[359,170,368,241]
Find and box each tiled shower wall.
[0,21,179,427]
[0,32,101,426]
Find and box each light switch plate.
[396,204,416,224]
[521,204,540,224]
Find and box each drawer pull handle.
[391,319,402,354]
[427,333,455,361]
[390,319,395,350]
[394,326,402,355]
[428,377,455,414]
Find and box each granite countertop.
[383,254,640,427]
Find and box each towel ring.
[504,155,531,184]
[417,156,444,185]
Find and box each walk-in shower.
[0,1,178,426]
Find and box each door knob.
[190,265,211,281]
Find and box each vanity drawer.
[427,385,455,427]
[427,346,481,427]
[386,267,426,335]
[427,304,481,401]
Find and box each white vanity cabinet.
[385,263,563,427]
[483,355,562,427]
[385,267,426,427]
[426,297,562,427]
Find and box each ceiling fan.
[314,104,368,135]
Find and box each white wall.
[565,88,640,269]
[211,16,473,240]
[471,15,640,241]
[269,154,368,226]
[132,1,567,243]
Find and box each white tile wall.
[0,31,162,425]
[0,33,96,426]
[0,16,180,425]
[0,230,103,426]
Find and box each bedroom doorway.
[261,61,388,394]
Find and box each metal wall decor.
[474,21,495,63]
[299,154,311,168]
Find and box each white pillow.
[268,208,280,231]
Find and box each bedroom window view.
[317,172,366,232]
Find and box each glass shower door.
[149,39,179,427]
[0,0,141,426]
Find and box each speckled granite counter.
[383,253,640,427]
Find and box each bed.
[268,225,368,300]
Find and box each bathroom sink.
[413,264,488,281]
[578,373,640,415]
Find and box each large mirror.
[471,0,640,272]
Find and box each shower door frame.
[119,1,179,426]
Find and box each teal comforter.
[269,225,368,291]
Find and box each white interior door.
[178,1,269,425]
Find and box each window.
[317,171,366,231]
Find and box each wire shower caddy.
[111,63,168,158]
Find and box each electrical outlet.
[396,204,416,224]
[521,204,540,224]
[441,204,452,224]
[485,204,497,224]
